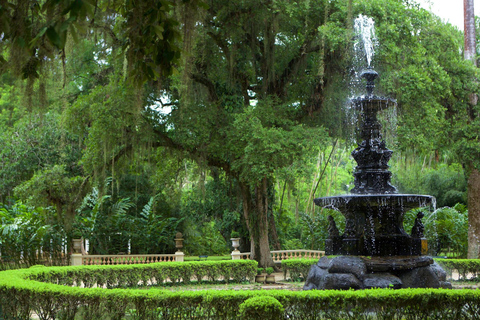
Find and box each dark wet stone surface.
[399,266,440,288]
[323,273,362,290]
[317,256,330,269]
[315,194,435,212]
[329,256,366,280]
[303,256,450,291]
[363,273,402,289]
[303,264,328,290]
[430,261,447,281]
[362,256,433,272]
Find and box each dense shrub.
[239,296,284,320]
[282,258,317,281]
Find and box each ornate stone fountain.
[303,18,451,288]
[319,68,432,258]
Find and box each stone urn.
[175,232,184,252]
[72,238,82,254]
[230,238,240,251]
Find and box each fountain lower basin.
[315,194,434,256]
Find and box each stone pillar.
[174,232,184,262]
[231,250,241,260]
[175,251,185,262]
[71,253,82,266]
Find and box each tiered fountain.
[303,16,451,290]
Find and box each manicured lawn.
[184,255,232,261]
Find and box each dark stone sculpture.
[411,212,425,238]
[304,67,451,290]
[327,215,340,237]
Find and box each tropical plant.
[0,201,66,269]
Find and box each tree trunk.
[468,169,480,258]
[240,179,275,268]
[465,0,479,259]
[464,0,476,64]
[268,212,282,250]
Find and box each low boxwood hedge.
[282,258,317,281]
[28,260,257,288]
[435,259,480,280]
[1,260,480,319]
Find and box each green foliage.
[229,101,325,183]
[14,165,85,212]
[0,0,183,84]
[265,267,274,275]
[239,296,284,320]
[75,183,181,255]
[0,201,67,269]
[393,161,466,207]
[184,221,229,256]
[0,113,82,201]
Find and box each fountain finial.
[360,67,378,96]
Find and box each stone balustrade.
[82,253,181,265]
[71,233,186,266]
[233,250,325,262]
[271,250,325,261]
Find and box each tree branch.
[190,71,219,102]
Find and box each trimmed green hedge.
[2,260,480,319]
[435,259,480,280]
[29,260,258,288]
[282,258,317,281]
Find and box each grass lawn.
[184,255,232,261]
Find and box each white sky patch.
[149,93,174,114]
[416,0,480,31]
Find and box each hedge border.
[435,259,480,280]
[28,260,257,288]
[1,260,480,319]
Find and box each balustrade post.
[175,232,184,262]
[71,238,83,266]
[71,253,82,266]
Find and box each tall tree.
[464,0,477,63]
[463,0,480,258]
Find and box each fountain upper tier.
[350,69,397,194]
